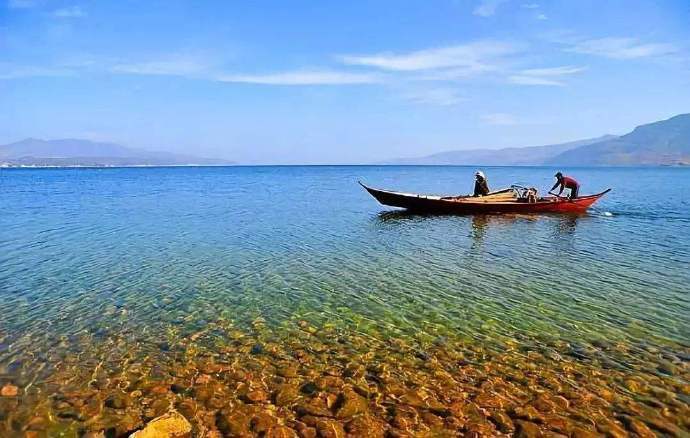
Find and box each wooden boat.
[359,182,610,214]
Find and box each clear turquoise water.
[1,166,689,378]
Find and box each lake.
[1,166,689,436]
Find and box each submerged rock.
[315,419,345,438]
[265,425,299,438]
[512,405,544,423]
[295,423,318,438]
[300,381,319,395]
[26,416,48,431]
[334,389,368,418]
[130,410,191,437]
[0,384,18,397]
[105,392,132,409]
[4,316,690,436]
[274,384,300,406]
[533,394,557,413]
[296,399,332,417]
[117,414,144,437]
[251,411,278,433]
[595,419,627,438]
[245,389,269,403]
[515,420,543,438]
[217,410,251,436]
[277,365,299,378]
[490,410,515,433]
[571,427,600,438]
[616,414,655,438]
[657,360,677,376]
[345,415,386,437]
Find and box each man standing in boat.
[473,171,490,197]
[550,172,580,199]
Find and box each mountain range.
[0,138,232,167]
[545,114,690,165]
[2,114,689,167]
[385,114,690,166]
[384,135,617,166]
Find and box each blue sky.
[1,0,689,163]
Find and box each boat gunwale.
[358,181,610,205]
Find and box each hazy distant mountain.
[383,136,616,165]
[0,138,233,167]
[546,114,690,165]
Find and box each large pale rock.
[130,411,191,438]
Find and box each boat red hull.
[360,182,610,214]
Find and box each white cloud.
[401,88,466,106]
[508,65,585,86]
[536,13,547,20]
[2,54,379,86]
[53,6,86,18]
[418,65,497,81]
[519,66,585,76]
[0,64,74,79]
[508,75,562,86]
[473,0,508,17]
[339,41,520,72]
[111,58,207,76]
[568,37,678,59]
[7,0,36,8]
[521,3,539,8]
[216,70,380,85]
[482,113,518,125]
[112,54,380,85]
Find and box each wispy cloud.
[521,3,539,9]
[401,88,466,106]
[567,37,679,60]
[0,64,74,79]
[111,57,208,76]
[509,65,585,86]
[1,53,379,86]
[110,53,381,85]
[508,75,562,86]
[3,39,594,97]
[536,13,547,20]
[520,66,586,76]
[216,70,380,85]
[473,0,508,17]
[7,0,37,8]
[0,55,202,81]
[339,41,520,72]
[482,113,518,125]
[416,64,501,82]
[53,6,86,18]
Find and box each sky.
[1,0,689,164]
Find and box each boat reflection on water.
[376,209,586,246]
[554,214,580,235]
[377,210,543,223]
[470,214,489,242]
[469,213,540,237]
[376,209,423,222]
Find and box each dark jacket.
[473,178,490,197]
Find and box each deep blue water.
[1,166,689,374]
